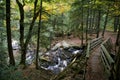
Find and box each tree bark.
[91,10,96,32]
[16,0,40,66]
[91,0,96,33]
[116,46,120,80]
[34,0,38,15]
[114,16,119,32]
[116,23,120,46]
[89,3,92,34]
[16,0,25,65]
[85,1,90,44]
[81,0,84,46]
[96,10,101,38]
[6,0,15,66]
[36,0,42,69]
[85,8,89,44]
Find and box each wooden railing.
[84,37,103,80]
[86,37,103,59]
[100,37,116,79]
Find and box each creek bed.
[39,46,84,74]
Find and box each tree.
[88,0,95,35]
[6,0,15,66]
[96,10,101,38]
[16,0,40,66]
[16,0,25,65]
[116,46,120,80]
[114,16,119,32]
[85,0,90,43]
[81,0,84,46]
[113,0,120,32]
[36,0,42,69]
[116,22,120,46]
[69,0,85,46]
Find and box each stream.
[12,40,84,74]
[39,41,84,74]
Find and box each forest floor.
[21,31,117,80]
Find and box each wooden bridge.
[50,37,116,80]
[85,37,116,80]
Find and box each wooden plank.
[86,42,90,59]
[100,48,112,77]
[102,37,110,45]
[90,40,99,47]
[100,37,116,78]
[90,40,102,49]
[90,37,102,48]
[100,52,106,68]
[100,52,110,75]
[100,48,111,70]
[101,44,114,64]
[91,37,102,43]
[86,37,103,58]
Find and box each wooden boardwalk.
[85,46,108,80]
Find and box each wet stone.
[39,45,84,74]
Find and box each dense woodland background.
[0,0,120,80]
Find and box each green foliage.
[69,0,84,36]
[0,43,7,67]
[0,66,28,80]
[39,23,53,49]
[0,42,24,80]
[0,30,24,80]
[0,37,25,80]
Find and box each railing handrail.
[101,44,115,64]
[100,37,115,79]
[85,37,103,59]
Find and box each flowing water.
[40,47,83,74]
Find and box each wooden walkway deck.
[85,46,108,80]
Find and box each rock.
[62,40,70,48]
[40,44,84,74]
[51,40,71,50]
[12,39,20,50]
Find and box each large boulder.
[51,40,71,50]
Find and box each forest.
[0,0,120,80]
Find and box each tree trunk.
[81,1,84,46]
[16,0,25,65]
[89,4,92,35]
[85,7,89,44]
[116,46,120,80]
[114,16,119,32]
[116,23,120,46]
[102,9,109,37]
[91,10,96,32]
[16,0,39,65]
[91,0,96,33]
[36,0,42,69]
[6,0,15,66]
[34,0,38,15]
[19,10,40,66]
[96,10,101,38]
